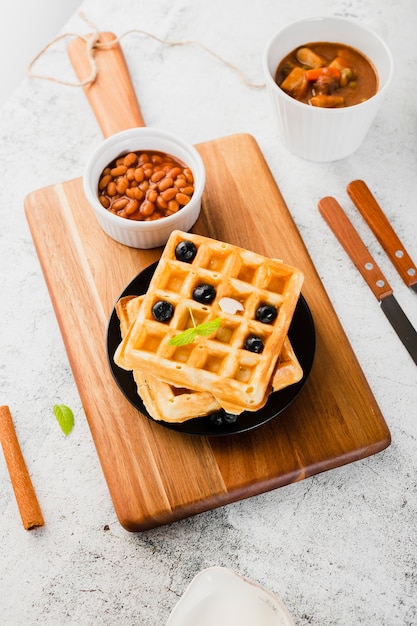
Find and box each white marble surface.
[0,0,82,107]
[1,1,417,624]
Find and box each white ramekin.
[83,127,206,248]
[263,17,394,162]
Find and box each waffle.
[116,295,220,422]
[114,230,304,413]
[115,295,303,423]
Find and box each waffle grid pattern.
[115,231,304,412]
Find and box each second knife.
[347,179,417,294]
[318,196,417,366]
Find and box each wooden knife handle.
[347,179,417,288]
[67,32,146,137]
[318,196,393,301]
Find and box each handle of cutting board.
[318,196,393,301]
[347,179,417,288]
[67,32,146,137]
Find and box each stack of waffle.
[114,231,304,423]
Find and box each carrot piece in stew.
[310,94,345,107]
[305,67,341,81]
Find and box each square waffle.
[114,231,304,413]
[116,295,221,422]
[115,295,303,423]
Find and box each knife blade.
[318,196,417,366]
[347,179,417,294]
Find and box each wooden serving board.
[24,132,390,531]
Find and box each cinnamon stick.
[0,405,44,530]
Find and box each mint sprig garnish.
[168,317,221,347]
[53,404,74,436]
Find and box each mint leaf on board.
[53,404,74,436]
[168,318,221,347]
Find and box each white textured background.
[0,1,416,624]
[0,0,82,106]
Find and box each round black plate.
[107,263,316,436]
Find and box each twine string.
[27,12,265,90]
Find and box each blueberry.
[244,335,264,353]
[223,412,238,424]
[256,304,277,324]
[193,283,216,304]
[210,412,225,427]
[175,240,197,263]
[152,300,174,322]
[210,411,238,427]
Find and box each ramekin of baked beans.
[98,150,195,221]
[83,127,205,249]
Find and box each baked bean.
[147,189,158,203]
[158,177,174,192]
[160,187,178,202]
[123,152,138,167]
[131,212,143,220]
[184,168,194,183]
[116,178,129,194]
[134,167,144,183]
[174,177,186,188]
[150,170,165,183]
[126,187,144,201]
[125,199,140,215]
[176,193,190,206]
[111,165,127,177]
[97,150,195,220]
[156,196,169,210]
[167,166,182,179]
[107,181,117,196]
[99,195,110,209]
[112,197,129,211]
[168,200,180,213]
[98,174,112,191]
[140,201,155,217]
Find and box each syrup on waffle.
[114,231,304,412]
[115,294,303,423]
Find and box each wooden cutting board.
[24,33,389,530]
[24,132,390,531]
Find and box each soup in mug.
[275,41,378,108]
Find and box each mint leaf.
[168,318,221,347]
[53,404,74,436]
[195,318,222,336]
[168,327,197,346]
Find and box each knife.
[318,196,417,366]
[347,179,417,294]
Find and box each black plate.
[107,263,316,436]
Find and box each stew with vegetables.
[275,42,378,108]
